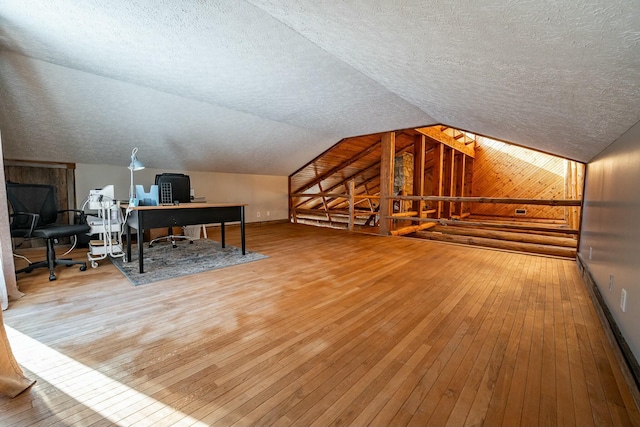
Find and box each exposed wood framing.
[394,195,582,206]
[415,230,576,258]
[415,126,476,158]
[379,132,395,235]
[434,143,444,219]
[433,218,579,235]
[432,225,577,247]
[317,182,333,226]
[292,139,382,194]
[390,221,437,236]
[295,144,414,211]
[348,180,355,231]
[288,125,583,259]
[412,134,426,219]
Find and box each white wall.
[75,164,289,223]
[579,120,640,361]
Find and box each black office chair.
[7,183,91,281]
[149,173,195,248]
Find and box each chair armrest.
[10,212,40,237]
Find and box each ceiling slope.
[1,0,639,175]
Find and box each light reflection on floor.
[6,326,208,426]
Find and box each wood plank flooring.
[1,222,638,426]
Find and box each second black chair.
[7,182,91,281]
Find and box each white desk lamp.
[128,147,145,206]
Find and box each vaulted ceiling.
[1,1,638,176]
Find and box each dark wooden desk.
[125,203,246,273]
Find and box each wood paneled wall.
[470,137,581,221]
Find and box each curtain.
[0,131,24,309]
[0,301,34,397]
[0,132,33,396]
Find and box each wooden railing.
[291,191,582,235]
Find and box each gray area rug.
[112,239,268,286]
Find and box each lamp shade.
[129,147,145,171]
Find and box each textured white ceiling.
[1,0,639,175]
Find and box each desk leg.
[137,226,144,274]
[241,206,246,255]
[126,225,132,262]
[221,222,225,248]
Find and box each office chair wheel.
[189,240,194,244]
[172,244,177,248]
[149,244,154,248]
[79,265,87,271]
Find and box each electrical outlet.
[609,274,614,291]
[621,289,628,312]
[256,211,261,218]
[589,247,593,260]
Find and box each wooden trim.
[4,159,75,169]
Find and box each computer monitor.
[155,173,191,204]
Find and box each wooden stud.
[348,180,355,231]
[434,143,445,219]
[413,134,426,219]
[379,132,395,235]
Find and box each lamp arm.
[129,167,135,206]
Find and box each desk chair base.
[149,227,194,249]
[16,239,87,281]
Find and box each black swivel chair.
[149,173,195,248]
[7,183,91,281]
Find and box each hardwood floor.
[2,222,639,426]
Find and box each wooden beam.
[391,211,418,218]
[317,182,333,226]
[391,195,583,206]
[434,218,579,235]
[432,225,577,247]
[412,134,425,217]
[289,177,296,224]
[415,231,576,258]
[379,132,395,235]
[457,154,466,216]
[434,143,444,219]
[415,126,475,158]
[295,208,360,216]
[390,222,437,236]
[348,180,355,231]
[291,192,347,198]
[443,148,454,218]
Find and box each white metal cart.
[84,185,125,268]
